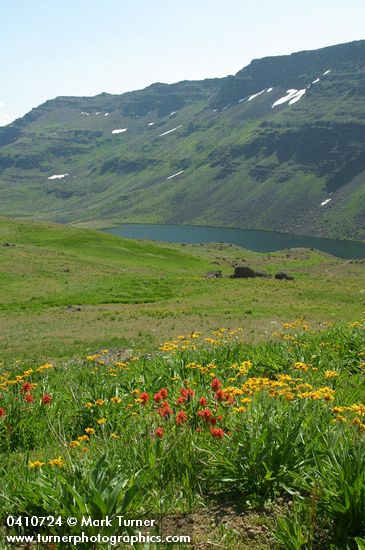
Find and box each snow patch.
[95,112,100,115]
[238,97,246,103]
[104,113,109,116]
[267,87,273,92]
[112,128,127,134]
[320,198,331,207]
[213,109,218,112]
[288,89,306,105]
[272,89,306,108]
[323,69,331,75]
[312,78,320,84]
[158,125,182,137]
[81,112,90,115]
[169,111,176,116]
[48,174,69,180]
[148,122,155,126]
[166,170,184,180]
[248,89,266,101]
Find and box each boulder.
[275,272,294,281]
[232,266,256,278]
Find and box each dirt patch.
[158,500,285,549]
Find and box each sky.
[1,0,364,126]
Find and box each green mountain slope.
[0,40,364,239]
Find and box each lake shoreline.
[103,223,365,260]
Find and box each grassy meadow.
[0,217,365,549]
[0,216,364,360]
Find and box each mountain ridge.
[0,39,364,239]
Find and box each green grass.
[1,217,365,361]
[0,320,364,549]
[0,218,364,548]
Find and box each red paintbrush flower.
[198,408,213,422]
[211,378,222,391]
[180,388,194,402]
[154,392,162,403]
[215,389,225,402]
[158,401,172,418]
[155,427,164,438]
[41,394,52,405]
[24,392,33,403]
[21,382,32,393]
[210,427,224,438]
[140,392,149,404]
[176,410,187,425]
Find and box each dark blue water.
[105,224,365,259]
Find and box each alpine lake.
[105,223,365,259]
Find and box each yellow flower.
[332,406,346,414]
[78,435,90,442]
[296,383,313,391]
[240,397,252,404]
[293,362,310,372]
[29,460,45,468]
[324,371,339,379]
[111,396,122,404]
[86,354,100,361]
[48,456,65,467]
[85,427,95,435]
[37,363,54,372]
[22,369,33,376]
[111,433,120,439]
[351,404,365,417]
[97,417,106,425]
[94,399,105,406]
[69,440,81,448]
[85,402,93,408]
[284,392,295,400]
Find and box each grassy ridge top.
[1,218,365,361]
[0,217,212,310]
